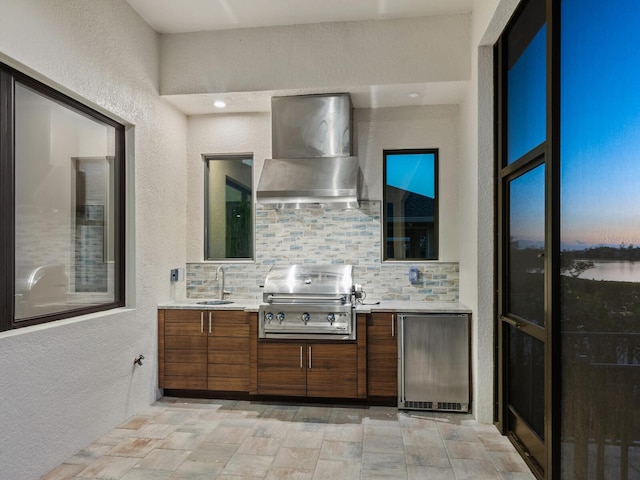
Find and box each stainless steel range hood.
[257,93,359,209]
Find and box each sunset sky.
[510,0,640,249]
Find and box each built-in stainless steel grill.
[259,265,356,340]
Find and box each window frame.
[382,148,439,262]
[0,63,126,332]
[203,153,254,262]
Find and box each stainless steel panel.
[258,303,355,340]
[262,265,353,299]
[256,156,359,208]
[271,94,352,158]
[398,314,469,412]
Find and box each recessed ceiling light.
[407,92,421,98]
[214,100,226,108]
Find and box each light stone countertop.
[158,299,471,314]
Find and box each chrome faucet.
[215,266,231,300]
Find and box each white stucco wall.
[0,1,187,479]
[160,15,471,95]
[457,0,522,423]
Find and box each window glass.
[13,81,123,322]
[384,150,437,260]
[508,164,545,326]
[506,0,546,164]
[205,155,253,260]
[560,0,640,477]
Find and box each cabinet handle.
[300,346,303,369]
[200,312,204,334]
[391,314,395,337]
[209,312,212,334]
[308,346,312,369]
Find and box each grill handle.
[267,294,347,304]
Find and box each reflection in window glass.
[506,0,546,164]
[14,83,120,321]
[508,165,545,326]
[384,150,437,260]
[205,156,253,260]
[560,1,640,478]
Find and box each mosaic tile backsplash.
[187,201,459,302]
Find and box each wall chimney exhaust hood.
[257,93,359,209]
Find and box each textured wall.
[0,1,187,479]
[160,15,471,95]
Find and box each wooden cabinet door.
[367,313,398,398]
[162,310,207,390]
[257,342,306,396]
[306,343,358,399]
[207,310,250,392]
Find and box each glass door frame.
[494,0,561,477]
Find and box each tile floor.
[41,397,536,480]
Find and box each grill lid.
[262,265,353,300]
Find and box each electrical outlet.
[170,268,179,282]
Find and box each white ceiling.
[126,0,474,114]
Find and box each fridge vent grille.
[405,401,433,409]
[438,402,464,411]
[403,401,468,412]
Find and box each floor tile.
[39,463,85,480]
[76,455,140,479]
[312,459,361,480]
[109,437,161,457]
[135,448,191,470]
[64,443,114,465]
[363,434,404,454]
[445,439,490,460]
[407,465,456,480]
[237,435,283,456]
[265,466,314,479]
[41,398,534,480]
[361,452,408,477]
[222,452,274,476]
[273,446,319,469]
[158,431,206,450]
[186,441,238,464]
[324,423,363,442]
[402,426,443,447]
[405,445,451,468]
[319,440,362,461]
[204,425,253,444]
[119,468,173,480]
[282,429,325,449]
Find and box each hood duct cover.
[257,156,359,209]
[257,93,359,208]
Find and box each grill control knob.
[276,312,285,323]
[301,312,310,324]
[264,312,274,323]
[327,313,336,323]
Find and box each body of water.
[567,260,640,282]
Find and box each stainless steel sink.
[196,300,234,305]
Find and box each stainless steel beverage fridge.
[398,314,470,412]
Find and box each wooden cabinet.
[207,310,250,392]
[158,309,250,392]
[366,312,398,398]
[160,309,208,389]
[257,341,359,398]
[255,314,367,399]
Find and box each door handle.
[308,346,312,369]
[300,346,303,369]
[200,312,204,334]
[500,315,523,328]
[209,312,212,334]
[391,314,395,337]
